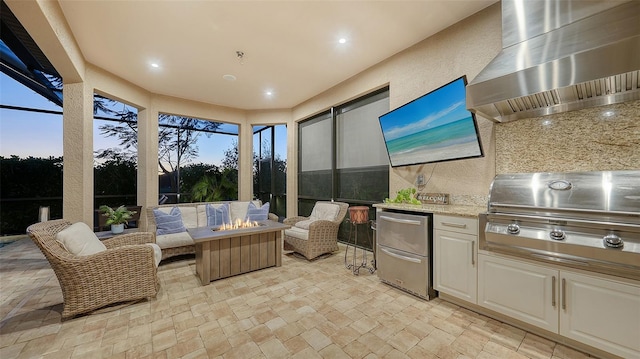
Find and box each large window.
[253,125,287,220]
[336,91,390,202]
[298,88,389,246]
[158,114,239,204]
[0,72,63,236]
[93,95,138,229]
[298,112,333,203]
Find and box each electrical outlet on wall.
[416,174,425,186]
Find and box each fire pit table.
[189,220,290,285]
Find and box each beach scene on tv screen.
[380,78,482,167]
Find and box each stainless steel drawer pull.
[561,278,567,310]
[552,276,556,307]
[471,241,475,265]
[379,247,422,263]
[530,253,589,267]
[441,221,467,228]
[380,216,422,226]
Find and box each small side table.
[344,206,375,275]
[95,228,138,240]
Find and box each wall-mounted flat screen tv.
[378,76,483,167]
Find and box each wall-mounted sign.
[417,192,449,205]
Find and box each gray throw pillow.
[206,203,231,226]
[153,207,187,235]
[245,202,270,221]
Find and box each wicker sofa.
[144,200,277,260]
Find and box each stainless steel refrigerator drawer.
[377,211,430,256]
[377,245,429,299]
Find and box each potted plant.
[99,205,136,234]
[384,187,421,205]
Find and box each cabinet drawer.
[377,211,430,256]
[377,245,429,299]
[434,214,478,235]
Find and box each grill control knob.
[507,223,520,234]
[603,234,624,248]
[550,229,566,241]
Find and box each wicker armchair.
[283,201,349,260]
[26,219,159,320]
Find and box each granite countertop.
[373,203,486,218]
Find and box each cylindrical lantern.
[349,206,369,224]
[39,206,50,222]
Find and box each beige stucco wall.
[292,3,502,207]
[62,82,94,224]
[5,0,84,83]
[289,2,640,209]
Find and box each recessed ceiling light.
[338,38,347,44]
[150,63,160,68]
[223,74,237,81]
[265,90,273,96]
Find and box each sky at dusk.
[1,73,64,158]
[0,72,287,166]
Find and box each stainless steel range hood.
[466,0,640,122]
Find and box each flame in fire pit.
[217,218,260,231]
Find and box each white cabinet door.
[434,215,478,235]
[434,230,477,303]
[478,254,559,333]
[560,271,640,359]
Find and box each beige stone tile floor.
[0,238,599,359]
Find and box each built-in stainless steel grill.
[479,170,640,281]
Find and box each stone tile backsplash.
[495,100,640,174]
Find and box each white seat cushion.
[294,219,314,230]
[285,227,309,240]
[145,243,162,267]
[155,231,194,249]
[229,201,250,222]
[294,203,340,230]
[196,204,208,226]
[310,203,340,221]
[180,206,198,228]
[229,201,263,222]
[56,222,107,256]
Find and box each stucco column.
[137,106,159,230]
[238,123,253,201]
[62,81,94,225]
[287,120,298,216]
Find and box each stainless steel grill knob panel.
[550,229,566,241]
[603,234,624,248]
[507,223,520,234]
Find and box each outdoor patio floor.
[0,237,597,359]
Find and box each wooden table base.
[190,221,289,285]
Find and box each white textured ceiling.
[58,1,496,110]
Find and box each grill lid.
[487,170,640,224]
